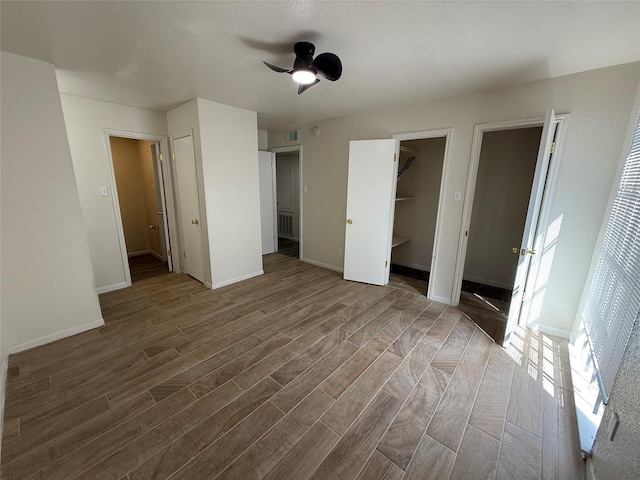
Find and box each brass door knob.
[347,219,353,224]
[192,219,199,225]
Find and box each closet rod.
[399,145,419,156]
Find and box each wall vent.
[285,130,299,142]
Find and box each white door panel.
[344,139,399,285]
[504,109,557,344]
[258,151,277,255]
[172,135,206,283]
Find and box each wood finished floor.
[1,254,585,480]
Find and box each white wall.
[0,53,103,354]
[269,62,640,336]
[60,95,169,291]
[196,98,263,288]
[258,130,268,150]
[392,138,446,272]
[464,127,542,289]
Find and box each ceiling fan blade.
[311,53,342,81]
[263,61,292,73]
[298,78,320,95]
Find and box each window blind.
[583,113,640,403]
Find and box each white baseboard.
[211,270,264,290]
[527,322,571,339]
[428,294,452,304]
[5,318,105,356]
[96,281,129,294]
[127,250,151,257]
[462,274,512,291]
[301,257,344,273]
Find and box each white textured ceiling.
[1,1,639,130]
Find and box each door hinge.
[550,142,556,154]
[167,250,172,257]
[183,251,187,259]
[393,153,396,162]
[172,152,176,161]
[385,260,388,268]
[157,153,163,162]
[522,291,527,302]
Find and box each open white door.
[258,151,277,255]
[172,134,206,284]
[151,143,173,272]
[344,139,399,285]
[504,109,557,344]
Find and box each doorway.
[456,112,565,345]
[273,147,302,259]
[108,136,174,283]
[390,137,447,297]
[458,126,543,343]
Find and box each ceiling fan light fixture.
[292,69,316,85]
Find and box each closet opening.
[390,137,446,297]
[109,136,173,283]
[275,150,301,259]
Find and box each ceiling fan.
[263,42,342,94]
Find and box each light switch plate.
[99,186,109,197]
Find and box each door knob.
[526,249,537,255]
[192,219,199,225]
[347,219,353,224]
[512,247,524,255]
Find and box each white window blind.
[583,113,640,403]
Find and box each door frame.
[169,131,208,282]
[270,145,303,259]
[452,114,569,322]
[103,129,179,287]
[392,128,453,303]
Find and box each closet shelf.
[395,197,414,202]
[392,235,410,248]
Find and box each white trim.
[430,294,452,304]
[126,250,166,262]
[5,319,105,355]
[527,322,571,339]
[271,145,303,259]
[96,282,128,294]
[211,270,264,290]
[103,130,176,286]
[453,115,568,316]
[392,128,453,303]
[301,257,344,273]
[127,250,152,257]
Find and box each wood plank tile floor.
[1,254,585,480]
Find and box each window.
[583,113,640,403]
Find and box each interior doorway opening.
[275,149,301,259]
[390,137,446,297]
[106,132,176,287]
[458,126,543,343]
